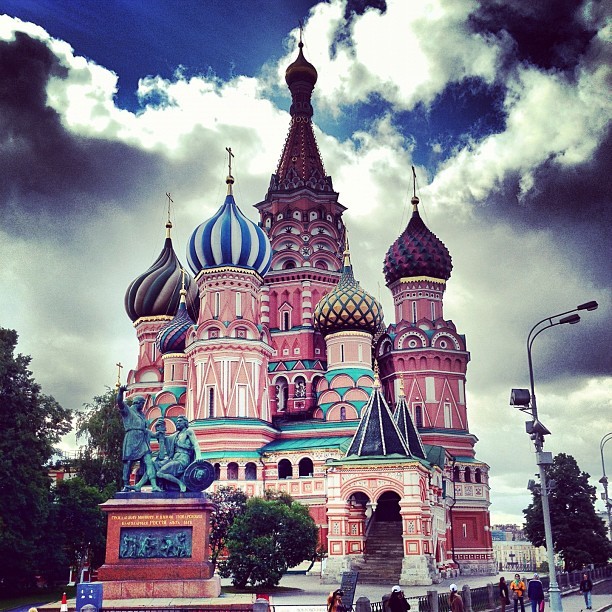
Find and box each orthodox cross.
[115,362,123,388]
[180,267,186,291]
[299,20,304,45]
[165,192,173,223]
[225,147,234,177]
[411,166,417,198]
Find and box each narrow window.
[340,406,346,421]
[237,384,247,417]
[465,467,472,483]
[236,292,242,317]
[208,387,215,418]
[358,343,363,362]
[444,402,452,428]
[462,523,467,538]
[340,344,345,362]
[475,468,482,484]
[415,405,423,428]
[282,311,290,330]
[431,301,436,320]
[214,292,221,317]
[412,301,417,323]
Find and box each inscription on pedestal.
[119,527,193,559]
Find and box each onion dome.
[383,195,452,285]
[313,247,384,338]
[187,174,272,277]
[285,41,318,88]
[156,287,194,354]
[125,220,199,322]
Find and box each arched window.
[282,310,291,330]
[227,462,239,480]
[294,376,306,398]
[245,462,257,481]
[278,458,293,479]
[475,468,482,484]
[298,457,313,477]
[276,377,288,411]
[283,260,296,270]
[214,292,221,318]
[340,406,346,421]
[412,301,417,323]
[464,467,472,483]
[314,260,327,270]
[236,292,242,317]
[415,405,423,428]
[214,463,221,480]
[453,466,460,482]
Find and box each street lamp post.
[510,300,598,612]
[600,433,612,541]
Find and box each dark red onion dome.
[156,289,194,354]
[125,222,199,322]
[313,249,384,338]
[383,196,453,285]
[285,42,318,88]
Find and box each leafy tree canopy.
[208,486,248,570]
[523,452,612,570]
[0,328,72,593]
[74,387,123,494]
[220,495,317,588]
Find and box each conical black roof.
[345,371,410,457]
[393,392,427,460]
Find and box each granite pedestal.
[97,492,221,599]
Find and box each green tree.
[209,486,248,570]
[50,478,107,582]
[74,387,123,494]
[220,496,317,588]
[0,328,72,593]
[523,452,612,570]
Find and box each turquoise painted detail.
[268,359,325,372]
[324,367,373,384]
[262,436,351,452]
[200,451,262,459]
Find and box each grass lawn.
[0,586,76,612]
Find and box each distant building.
[491,525,548,571]
[120,41,495,584]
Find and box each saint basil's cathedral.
[122,41,495,583]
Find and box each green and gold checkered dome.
[313,248,384,338]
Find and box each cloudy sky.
[1,0,610,525]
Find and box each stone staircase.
[355,520,403,584]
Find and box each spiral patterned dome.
[383,197,452,285]
[285,42,318,88]
[313,250,384,338]
[156,290,195,354]
[125,225,199,322]
[187,181,272,277]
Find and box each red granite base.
[97,493,221,599]
[101,575,221,599]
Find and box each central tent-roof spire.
[269,32,333,194]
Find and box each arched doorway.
[375,491,401,521]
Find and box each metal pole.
[534,435,562,612]
[600,433,612,541]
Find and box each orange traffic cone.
[60,592,68,612]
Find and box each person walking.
[449,584,464,612]
[579,573,593,609]
[327,589,345,612]
[499,577,510,612]
[388,586,411,612]
[510,574,526,612]
[527,574,544,612]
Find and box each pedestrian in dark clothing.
[450,584,464,612]
[389,586,411,612]
[579,573,593,609]
[327,589,345,612]
[499,577,510,612]
[527,574,544,612]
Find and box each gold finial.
[411,166,419,210]
[298,19,304,48]
[342,227,351,267]
[165,192,174,237]
[373,361,381,388]
[225,146,235,195]
[398,376,405,398]
[115,362,123,389]
[179,268,187,300]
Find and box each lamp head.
[559,314,580,325]
[510,388,531,407]
[578,301,598,311]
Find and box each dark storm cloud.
[469,0,597,71]
[477,128,612,285]
[0,32,164,236]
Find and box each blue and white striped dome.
[187,190,272,277]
